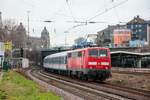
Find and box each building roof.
[16,22,26,31]
[127,15,148,24]
[97,24,126,34]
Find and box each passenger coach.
[43,47,111,81]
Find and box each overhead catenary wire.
[87,0,128,21]
[65,0,128,31]
[66,0,77,22]
[64,23,84,33]
[112,1,121,24]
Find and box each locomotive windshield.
[89,49,108,57]
[99,50,108,57]
[89,49,98,57]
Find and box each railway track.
[27,68,132,100]
[112,68,150,76]
[39,70,150,100]
[112,70,150,76]
[26,68,150,100]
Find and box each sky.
[0,0,150,46]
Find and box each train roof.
[69,47,109,52]
[44,51,69,59]
[44,47,109,59]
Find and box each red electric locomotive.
[43,47,111,81]
[67,47,111,81]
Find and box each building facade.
[12,22,27,49]
[41,27,50,49]
[0,12,2,29]
[97,24,126,47]
[29,36,42,50]
[113,29,132,47]
[127,15,150,45]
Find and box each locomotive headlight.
[88,62,97,65]
[101,62,109,66]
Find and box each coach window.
[63,57,65,64]
[60,57,62,64]
[51,58,53,63]
[50,58,52,63]
[49,59,50,63]
[59,57,61,64]
[62,57,64,64]
[44,59,47,63]
[56,57,58,64]
[46,59,48,63]
[47,59,49,63]
[56,57,59,64]
[51,58,53,64]
[62,57,65,64]
[64,57,66,64]
[53,58,55,64]
[48,58,50,64]
[57,57,59,64]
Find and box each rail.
[27,68,131,100]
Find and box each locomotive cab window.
[99,50,108,57]
[89,49,98,57]
[78,51,82,57]
[89,49,108,57]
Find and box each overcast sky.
[0,0,150,46]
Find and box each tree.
[2,19,18,41]
[3,19,18,31]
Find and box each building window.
[135,30,137,32]
[136,25,138,27]
[139,29,142,32]
[131,25,133,29]
[139,25,142,28]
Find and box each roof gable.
[127,16,145,24]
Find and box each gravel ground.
[106,73,150,91]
